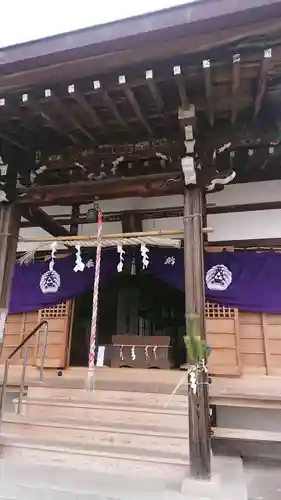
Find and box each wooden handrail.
[7,320,48,360]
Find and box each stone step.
[0,461,181,494]
[0,483,187,500]
[1,415,189,455]
[1,435,189,480]
[27,387,186,411]
[18,399,189,430]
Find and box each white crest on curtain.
[205,264,232,291]
[140,244,149,269]
[73,244,85,272]
[40,242,61,294]
[117,244,125,273]
[164,256,176,265]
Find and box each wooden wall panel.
[0,302,72,369]
[238,311,266,374]
[0,311,38,364]
[262,314,281,375]
[205,302,241,376]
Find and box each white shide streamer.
[117,244,125,272]
[73,244,85,272]
[140,243,150,269]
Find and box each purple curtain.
[9,250,118,314]
[149,248,281,314]
[9,247,281,315]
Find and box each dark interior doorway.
[69,273,186,368]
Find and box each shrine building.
[1,0,281,489]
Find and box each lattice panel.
[40,302,69,318]
[205,301,235,319]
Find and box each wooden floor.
[1,366,281,409]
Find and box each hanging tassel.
[39,242,61,294]
[140,244,150,269]
[117,244,125,273]
[73,244,85,272]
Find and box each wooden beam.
[15,172,182,206]
[119,76,152,135]
[48,95,96,143]
[20,205,71,237]
[231,53,241,125]
[20,199,281,229]
[202,59,214,127]
[71,92,106,133]
[254,48,272,118]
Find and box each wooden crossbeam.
[203,59,214,127]
[254,48,272,118]
[20,205,71,237]
[231,53,241,125]
[15,172,182,205]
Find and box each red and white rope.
[86,209,103,390]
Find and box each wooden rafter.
[22,98,78,144]
[231,53,241,125]
[173,66,189,106]
[71,92,106,133]
[203,59,214,127]
[0,131,27,151]
[254,48,272,118]
[102,90,129,131]
[119,77,152,135]
[145,70,169,122]
[48,95,96,143]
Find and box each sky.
[0,0,192,48]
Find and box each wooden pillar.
[0,204,21,342]
[184,187,211,479]
[178,103,211,479]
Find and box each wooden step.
[1,415,189,455]
[213,427,281,443]
[17,399,189,430]
[1,434,189,479]
[27,387,187,411]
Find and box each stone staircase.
[0,385,192,499]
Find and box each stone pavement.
[245,459,281,500]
